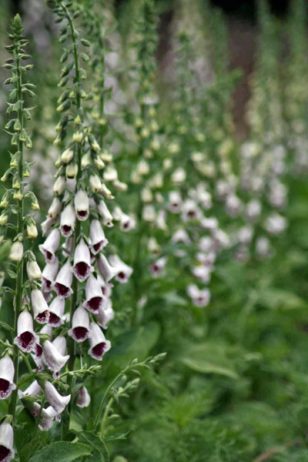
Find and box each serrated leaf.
[28,442,92,462]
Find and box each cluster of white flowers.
[164,181,229,308]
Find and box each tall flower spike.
[41,0,130,435]
[0,14,42,428]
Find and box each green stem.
[60,1,83,437]
[100,396,114,436]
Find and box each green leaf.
[78,431,109,462]
[181,356,239,379]
[28,442,92,462]
[179,343,239,380]
[258,288,305,310]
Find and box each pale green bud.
[73,131,83,143]
[9,242,23,262]
[61,148,74,164]
[0,214,8,225]
[66,163,78,179]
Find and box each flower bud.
[0,214,8,225]
[26,260,42,280]
[61,148,74,164]
[53,176,66,195]
[66,163,78,179]
[171,167,186,184]
[9,242,23,262]
[27,222,38,239]
[73,131,83,143]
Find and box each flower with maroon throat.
[0,422,15,462]
[83,275,105,313]
[89,219,108,255]
[167,190,182,213]
[76,385,91,408]
[74,190,89,221]
[109,255,133,284]
[48,297,65,327]
[42,258,59,293]
[187,284,211,308]
[54,261,73,298]
[14,311,37,352]
[39,228,60,263]
[60,203,76,237]
[0,356,16,400]
[150,256,167,278]
[31,289,49,324]
[73,238,92,282]
[88,322,111,360]
[69,306,90,343]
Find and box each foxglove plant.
[161,9,233,309]
[236,0,287,260]
[0,14,41,457]
[35,0,133,434]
